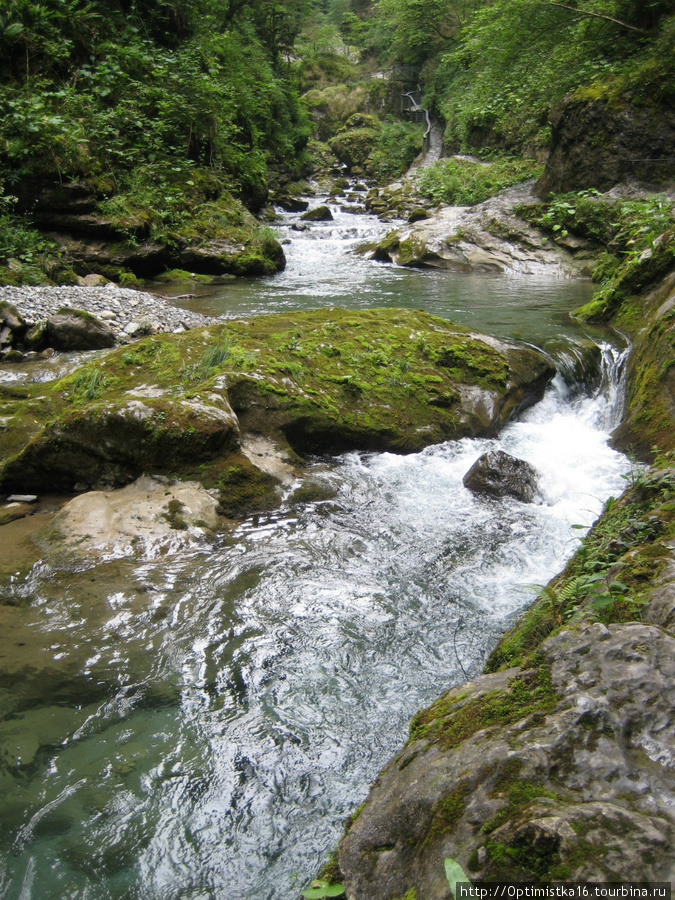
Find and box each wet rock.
[0,502,36,526]
[367,182,594,277]
[0,706,84,769]
[338,621,675,896]
[0,309,554,495]
[301,205,334,222]
[408,208,430,223]
[463,450,540,502]
[0,394,241,493]
[42,474,221,559]
[0,301,25,333]
[45,309,116,351]
[274,193,309,213]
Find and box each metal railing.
[402,89,432,154]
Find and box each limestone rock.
[43,474,221,558]
[0,394,240,493]
[0,309,553,495]
[338,622,675,897]
[45,309,116,351]
[77,273,108,287]
[463,450,540,502]
[367,182,593,277]
[0,501,36,526]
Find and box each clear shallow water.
[152,199,599,348]
[0,198,631,900]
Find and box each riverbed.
[0,197,631,900]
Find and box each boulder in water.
[463,449,540,502]
[301,205,333,222]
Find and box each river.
[0,196,631,899]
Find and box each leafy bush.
[527,191,675,259]
[417,155,542,206]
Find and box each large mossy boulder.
[44,309,116,351]
[0,308,554,493]
[329,114,379,173]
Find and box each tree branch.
[543,1,644,33]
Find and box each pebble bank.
[0,285,216,341]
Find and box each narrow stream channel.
[0,194,631,899]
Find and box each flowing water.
[0,195,631,900]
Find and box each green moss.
[483,773,558,834]
[423,784,470,847]
[397,237,428,267]
[392,890,417,900]
[409,667,556,750]
[485,833,562,882]
[574,226,675,324]
[154,269,218,284]
[162,498,188,530]
[317,850,342,886]
[213,458,280,518]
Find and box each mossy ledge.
[0,308,554,516]
[329,266,675,897]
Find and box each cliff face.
[329,260,675,898]
[536,98,675,197]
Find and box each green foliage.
[421,0,675,152]
[444,858,471,898]
[417,155,542,206]
[181,341,232,383]
[374,0,469,65]
[0,188,62,285]
[0,0,312,213]
[301,880,345,899]
[63,367,116,404]
[370,119,424,181]
[530,191,674,253]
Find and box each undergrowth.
[417,155,542,207]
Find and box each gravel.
[0,285,217,342]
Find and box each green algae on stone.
[0,308,553,495]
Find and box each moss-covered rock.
[0,308,554,494]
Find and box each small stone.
[0,502,35,525]
[7,494,38,503]
[124,322,141,336]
